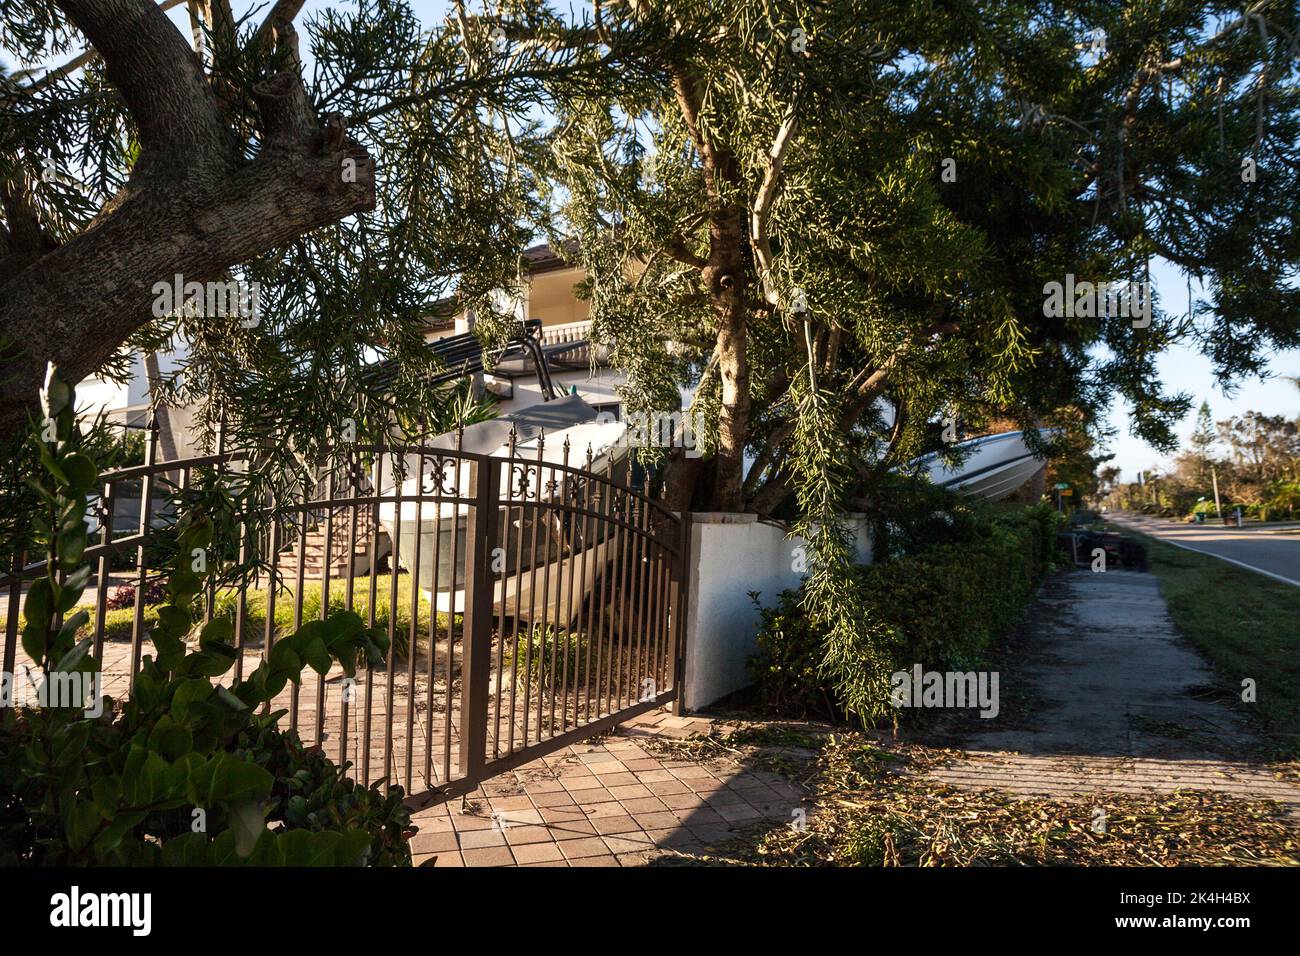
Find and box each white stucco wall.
[681,512,872,711]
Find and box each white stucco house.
[80,242,625,461]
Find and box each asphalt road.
[1111,513,1300,587]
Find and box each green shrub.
[855,504,1058,671]
[867,473,985,561]
[249,726,412,866]
[0,368,411,866]
[747,588,841,720]
[750,503,1063,721]
[1266,482,1300,518]
[511,623,591,693]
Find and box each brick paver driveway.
[407,709,806,866]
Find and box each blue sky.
[146,2,1299,479]
[1109,345,1299,484]
[1103,259,1299,482]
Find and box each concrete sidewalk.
[929,570,1300,814]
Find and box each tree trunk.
[671,68,750,513]
[702,209,750,512]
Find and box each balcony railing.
[536,319,608,368]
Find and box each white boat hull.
[378,408,633,620]
[913,430,1053,501]
[380,504,616,620]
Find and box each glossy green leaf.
[268,641,301,676]
[303,636,331,676]
[160,831,211,866]
[157,604,193,636]
[57,525,87,566]
[170,678,212,721]
[58,565,91,611]
[61,454,97,491]
[199,618,233,647]
[147,715,194,761]
[21,624,47,665]
[23,577,53,631]
[278,829,345,866]
[52,633,91,673]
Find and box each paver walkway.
[928,569,1300,814]
[406,709,807,866]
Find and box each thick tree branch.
[19,0,189,93]
[0,0,375,438]
[672,69,723,204]
[56,0,233,167]
[251,0,307,49]
[750,104,799,307]
[0,171,58,271]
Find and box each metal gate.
[1,425,689,809]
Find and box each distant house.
[77,241,626,459]
[77,341,200,461]
[424,241,626,420]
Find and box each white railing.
[536,319,592,347]
[536,319,612,366]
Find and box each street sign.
[1054,482,1070,490]
[1060,488,1073,496]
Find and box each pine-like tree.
[514,0,1300,717]
[1190,399,1217,479]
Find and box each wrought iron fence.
[1,424,689,807]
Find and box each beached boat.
[380,394,1052,615]
[377,396,630,617]
[910,430,1054,500]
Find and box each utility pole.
[1210,463,1222,518]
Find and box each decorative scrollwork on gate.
[608,487,629,523]
[420,455,459,496]
[510,462,538,500]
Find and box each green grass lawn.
[54,573,457,660]
[1126,530,1300,756]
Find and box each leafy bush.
[750,503,1063,722]
[248,726,412,866]
[854,503,1060,671]
[746,589,842,721]
[0,368,412,866]
[105,580,169,611]
[511,623,591,693]
[1266,482,1300,518]
[867,473,986,561]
